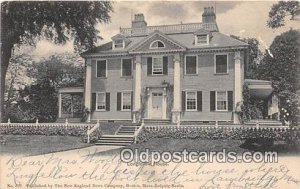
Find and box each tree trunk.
[1,48,12,122]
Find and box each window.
[215,54,228,74]
[185,56,197,75]
[216,91,227,111]
[122,59,132,76]
[150,40,165,49]
[186,91,197,111]
[196,35,208,45]
[152,57,163,75]
[122,92,131,110]
[114,39,124,49]
[97,60,106,77]
[96,93,106,111]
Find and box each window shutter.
[117,92,121,111]
[197,91,202,112]
[147,57,152,75]
[182,91,186,111]
[106,92,110,111]
[210,91,215,111]
[163,56,168,75]
[228,91,233,111]
[91,93,96,111]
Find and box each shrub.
[136,126,299,144]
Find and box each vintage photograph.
[0,1,300,188]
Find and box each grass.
[0,135,91,156]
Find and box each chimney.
[132,13,147,28]
[202,7,216,23]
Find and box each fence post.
[7,118,11,126]
[215,121,218,129]
[256,120,259,129]
[65,118,68,127]
[36,118,39,126]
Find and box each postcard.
[1,1,300,189]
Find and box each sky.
[30,1,300,58]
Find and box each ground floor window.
[216,91,227,111]
[186,91,197,110]
[122,92,132,110]
[96,93,106,111]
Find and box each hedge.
[136,126,300,144]
[0,125,102,143]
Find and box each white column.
[234,51,243,124]
[172,54,181,123]
[58,93,62,118]
[84,59,92,122]
[133,55,142,123]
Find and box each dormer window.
[150,40,165,49]
[113,39,125,49]
[195,34,209,45]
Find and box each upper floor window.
[150,40,165,49]
[122,59,132,77]
[113,39,124,49]
[97,60,107,77]
[152,57,163,75]
[215,54,228,74]
[196,34,208,45]
[147,56,168,75]
[216,91,227,111]
[185,55,197,75]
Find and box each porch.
[244,79,280,123]
[58,87,84,120]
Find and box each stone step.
[95,134,134,146]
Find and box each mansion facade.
[58,7,277,124]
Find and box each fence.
[0,119,100,143]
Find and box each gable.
[129,32,186,53]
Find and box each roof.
[81,23,248,57]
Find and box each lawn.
[0,135,91,156]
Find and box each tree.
[6,54,85,122]
[5,53,34,108]
[267,1,300,28]
[257,29,300,125]
[230,36,263,79]
[27,54,84,88]
[0,1,113,121]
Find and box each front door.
[151,92,163,119]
